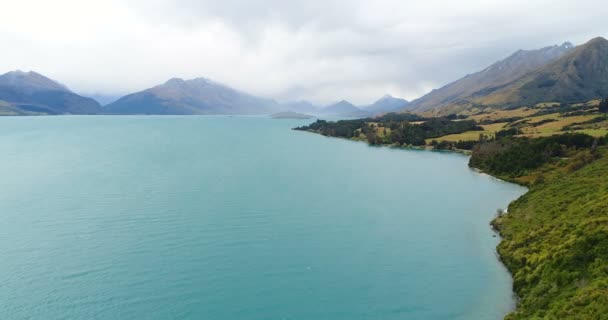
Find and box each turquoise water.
[0,116,526,320]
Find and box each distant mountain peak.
[367,94,409,114]
[192,77,211,83]
[587,36,607,44]
[105,76,280,115]
[319,100,369,117]
[163,77,216,89]
[0,70,70,92]
[8,70,43,77]
[408,36,608,113]
[0,70,100,114]
[164,77,186,86]
[408,39,576,112]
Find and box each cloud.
[0,0,606,105]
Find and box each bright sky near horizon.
[0,0,606,105]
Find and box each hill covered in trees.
[475,140,608,319]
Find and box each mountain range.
[408,37,608,113]
[285,97,408,117]
[2,36,607,116]
[0,71,394,117]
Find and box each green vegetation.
[425,122,508,145]
[600,98,608,113]
[469,133,604,180]
[488,148,608,319]
[296,99,608,151]
[466,132,608,319]
[430,100,608,142]
[294,113,480,146]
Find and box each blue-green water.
[0,116,526,320]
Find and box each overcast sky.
[0,0,606,105]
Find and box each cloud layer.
[0,0,606,104]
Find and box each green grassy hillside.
[492,150,608,319]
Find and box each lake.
[0,116,526,319]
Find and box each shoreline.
[297,129,529,318]
[297,129,474,155]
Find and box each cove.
[0,116,527,320]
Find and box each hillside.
[105,77,281,115]
[469,136,608,319]
[512,37,608,106]
[0,70,101,115]
[408,42,574,113]
[494,152,608,319]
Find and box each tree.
[366,131,377,145]
[599,98,608,113]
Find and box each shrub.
[599,98,608,113]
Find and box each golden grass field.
[467,107,537,122]
[426,106,607,143]
[517,115,602,137]
[424,122,509,144]
[363,99,607,145]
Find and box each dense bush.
[493,153,608,319]
[375,112,425,123]
[429,139,478,150]
[295,119,368,139]
[495,128,522,138]
[295,116,481,147]
[470,133,605,177]
[599,98,608,113]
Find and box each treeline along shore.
[294,100,608,319]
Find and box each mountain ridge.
[319,100,370,117]
[104,77,281,115]
[365,94,409,115]
[0,70,101,115]
[407,41,577,113]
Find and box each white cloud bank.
[0,0,606,104]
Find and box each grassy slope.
[493,151,608,319]
[429,104,608,142]
[519,115,603,137]
[425,122,508,144]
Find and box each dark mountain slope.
[320,100,370,117]
[0,70,100,115]
[408,42,575,112]
[105,77,281,115]
[366,95,409,115]
[513,37,608,106]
